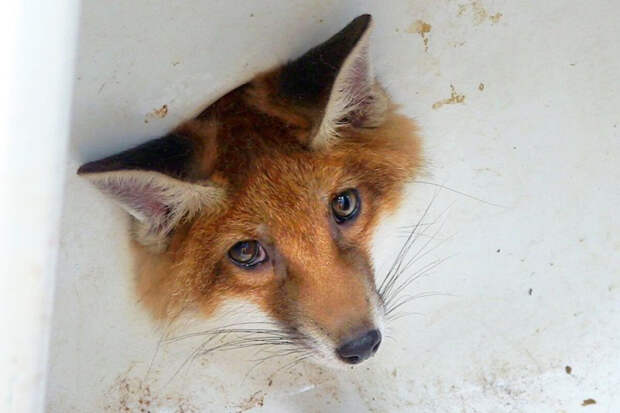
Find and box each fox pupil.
[228,240,264,267]
[238,242,255,260]
[336,196,350,212]
[332,189,360,223]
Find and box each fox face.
[78,15,422,366]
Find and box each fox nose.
[336,329,382,364]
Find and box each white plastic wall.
[0,1,79,413]
[7,0,619,412]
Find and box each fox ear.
[279,14,387,148]
[77,133,223,251]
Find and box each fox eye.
[228,240,268,268]
[332,189,361,223]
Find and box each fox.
[78,14,422,367]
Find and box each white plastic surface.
[0,1,78,412]
[46,1,619,412]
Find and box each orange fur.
[135,82,422,336]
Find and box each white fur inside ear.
[314,21,388,149]
[83,170,224,251]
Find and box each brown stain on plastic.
[406,20,432,52]
[457,1,503,25]
[104,372,198,413]
[582,398,596,406]
[471,1,488,24]
[235,391,265,412]
[144,104,169,123]
[490,12,503,24]
[152,104,168,118]
[432,85,466,109]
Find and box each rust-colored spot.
[582,399,596,406]
[406,20,432,52]
[457,2,503,25]
[145,104,169,123]
[478,83,485,91]
[490,12,503,24]
[471,1,488,24]
[236,391,265,412]
[152,105,168,118]
[432,85,466,109]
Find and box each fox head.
[78,15,422,366]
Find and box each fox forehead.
[189,154,363,258]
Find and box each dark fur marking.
[77,134,196,179]
[279,14,371,104]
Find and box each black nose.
[336,329,382,364]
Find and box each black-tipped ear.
[77,134,223,251]
[279,14,388,148]
[279,14,372,104]
[77,134,197,179]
